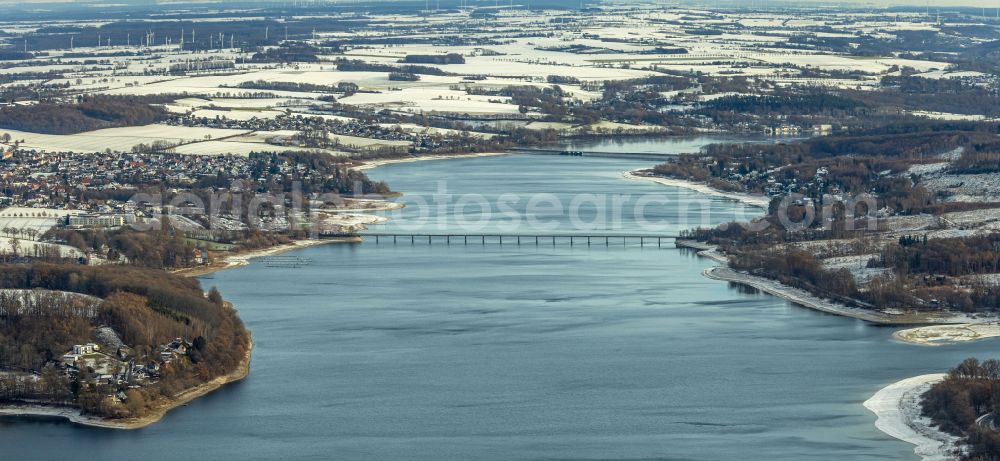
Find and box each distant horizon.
[0,0,999,8]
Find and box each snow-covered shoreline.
[0,404,128,429]
[676,241,996,332]
[703,266,917,324]
[864,374,960,461]
[623,170,770,208]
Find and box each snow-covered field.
[0,207,89,259]
[0,6,990,158]
[821,254,889,284]
[923,174,1000,204]
[0,207,80,234]
[168,140,295,156]
[0,125,251,154]
[338,87,522,115]
[0,238,87,260]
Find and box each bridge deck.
[510,148,671,161]
[359,233,680,247]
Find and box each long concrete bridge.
[509,148,673,162]
[359,233,681,247]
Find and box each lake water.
[2,137,996,460]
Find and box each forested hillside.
[0,264,250,419]
[923,358,1000,460]
[0,95,170,134]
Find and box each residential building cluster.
[58,336,195,387]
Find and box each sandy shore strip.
[0,338,253,430]
[703,266,959,325]
[864,374,959,461]
[893,323,1000,346]
[685,242,998,337]
[354,151,510,171]
[174,237,359,277]
[623,171,770,208]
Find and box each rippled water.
[2,138,996,461]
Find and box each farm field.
[0,5,995,158]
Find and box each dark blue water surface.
[2,138,996,460]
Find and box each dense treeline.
[335,59,449,76]
[881,233,1000,277]
[702,93,867,115]
[729,248,861,304]
[167,59,234,74]
[0,264,250,419]
[0,264,224,327]
[250,42,320,63]
[0,291,98,371]
[700,231,1000,312]
[388,71,420,81]
[47,227,199,269]
[0,50,32,61]
[0,81,70,104]
[230,79,358,95]
[923,358,1000,460]
[0,95,169,134]
[468,85,569,119]
[839,75,1000,118]
[401,53,464,64]
[546,75,581,84]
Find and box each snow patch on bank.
[864,374,960,461]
